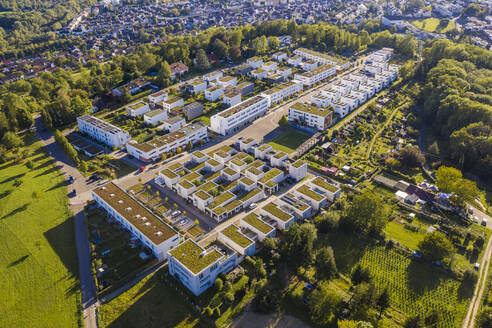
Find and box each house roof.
[168,239,222,275]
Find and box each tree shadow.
[0,189,12,199]
[46,180,67,192]
[7,255,29,268]
[1,203,30,220]
[34,165,63,178]
[406,261,443,295]
[457,281,474,300]
[44,216,79,278]
[35,159,55,170]
[318,232,371,273]
[0,173,26,185]
[66,280,82,298]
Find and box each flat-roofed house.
[126,101,150,117]
[92,182,180,261]
[288,160,308,181]
[294,184,327,210]
[309,176,341,202]
[288,102,333,131]
[260,202,294,230]
[144,109,168,126]
[77,115,130,148]
[240,213,275,241]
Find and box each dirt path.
[462,233,492,328]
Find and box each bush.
[223,292,235,305]
[204,307,213,317]
[462,268,478,285]
[213,307,221,318]
[25,159,34,169]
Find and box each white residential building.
[205,85,224,101]
[222,87,242,107]
[262,61,277,72]
[250,68,268,81]
[309,176,341,202]
[168,239,237,296]
[239,213,275,242]
[260,202,294,230]
[261,80,302,107]
[288,160,308,181]
[294,184,327,210]
[92,182,179,261]
[331,100,351,118]
[288,102,333,131]
[247,56,264,68]
[162,116,186,133]
[294,65,336,87]
[294,48,342,67]
[272,52,287,61]
[217,76,237,88]
[210,96,269,136]
[187,80,207,94]
[162,97,184,111]
[300,60,318,71]
[77,115,130,148]
[277,67,292,79]
[148,89,168,105]
[144,109,168,126]
[287,56,302,67]
[126,101,150,117]
[126,123,207,162]
[203,71,223,83]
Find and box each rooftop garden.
[207,159,221,167]
[187,225,204,239]
[291,160,307,168]
[240,176,254,186]
[297,184,324,201]
[242,213,273,234]
[168,162,183,171]
[273,151,287,159]
[258,144,271,151]
[194,190,212,201]
[208,191,235,209]
[192,150,206,158]
[240,188,262,202]
[178,179,194,190]
[221,225,252,248]
[231,159,245,167]
[248,160,264,169]
[223,167,237,176]
[223,200,243,212]
[311,177,339,193]
[205,171,221,182]
[182,172,201,182]
[198,181,217,192]
[262,202,292,222]
[169,239,222,274]
[259,168,282,184]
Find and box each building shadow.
[43,216,79,278]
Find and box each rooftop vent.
[101,186,106,190]
[117,200,123,204]
[141,216,147,221]
[144,222,151,226]
[199,251,206,258]
[125,207,132,211]
[135,214,141,218]
[155,231,162,236]
[109,193,115,197]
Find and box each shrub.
[204,307,213,317]
[214,278,223,291]
[462,268,478,285]
[213,307,221,318]
[223,292,235,305]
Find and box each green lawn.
[384,220,427,250]
[268,129,311,154]
[412,18,455,33]
[0,139,81,327]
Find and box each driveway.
[33,115,98,328]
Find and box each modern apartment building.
[126,101,150,117]
[261,80,302,107]
[144,109,168,126]
[92,182,179,261]
[294,48,349,70]
[288,102,333,131]
[210,95,269,135]
[294,65,336,87]
[126,123,207,162]
[77,115,130,147]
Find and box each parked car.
[171,210,182,217]
[473,216,480,223]
[249,203,257,210]
[482,218,487,226]
[474,263,480,271]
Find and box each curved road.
[34,115,98,328]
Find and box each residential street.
[34,115,98,328]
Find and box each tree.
[404,316,424,328]
[278,114,288,127]
[376,287,390,318]
[343,191,389,235]
[78,161,88,173]
[186,141,193,151]
[228,46,242,61]
[308,282,341,325]
[314,247,337,281]
[212,39,228,60]
[223,291,234,305]
[418,231,454,262]
[284,223,317,267]
[1,131,23,149]
[399,145,424,167]
[351,264,371,285]
[195,49,210,71]
[267,36,280,50]
[214,278,223,291]
[436,166,480,208]
[157,61,172,87]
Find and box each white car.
[473,216,480,223]
[249,203,257,210]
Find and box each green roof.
[258,144,271,151]
[262,202,292,222]
[198,181,217,192]
[207,159,221,167]
[191,162,205,172]
[169,239,222,274]
[231,159,245,167]
[205,171,221,182]
[212,206,226,215]
[297,64,334,78]
[127,101,147,110]
[311,177,339,193]
[168,162,182,171]
[273,151,287,159]
[242,213,273,234]
[182,172,201,182]
[240,188,262,202]
[223,167,237,176]
[241,138,255,145]
[248,160,264,169]
[145,109,166,117]
[223,199,243,212]
[165,96,182,104]
[259,168,282,184]
[290,102,333,117]
[297,184,324,201]
[291,160,306,168]
[224,180,238,191]
[194,190,212,201]
[192,151,206,158]
[247,167,262,176]
[208,191,235,209]
[161,168,178,179]
[221,224,252,248]
[240,177,255,186]
[215,151,229,159]
[178,180,194,189]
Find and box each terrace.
[208,191,235,209]
[242,213,274,234]
[178,179,194,190]
[223,200,243,213]
[259,168,282,184]
[221,224,252,248]
[296,185,324,202]
[219,96,265,118]
[197,181,217,193]
[168,239,222,275]
[182,172,201,182]
[290,102,332,117]
[262,202,292,222]
[311,177,339,193]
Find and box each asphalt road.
[34,115,98,328]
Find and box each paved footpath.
[34,115,98,328]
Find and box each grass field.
[0,139,81,327]
[268,129,311,154]
[412,18,455,33]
